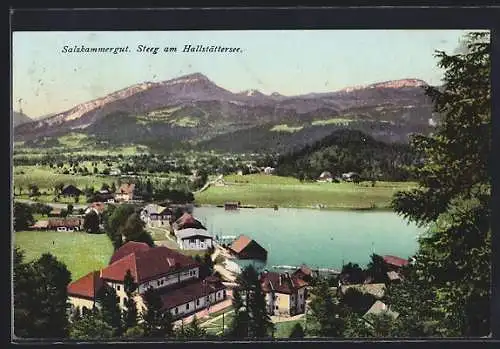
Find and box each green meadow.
[195,174,417,210]
[14,230,114,281]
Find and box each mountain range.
[13,111,32,127]
[13,72,438,153]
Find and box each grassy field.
[14,230,113,281]
[196,174,417,210]
[274,319,307,338]
[13,166,117,194]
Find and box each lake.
[194,206,425,271]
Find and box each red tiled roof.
[67,271,103,299]
[109,241,151,265]
[31,220,49,229]
[101,246,199,284]
[109,241,150,264]
[118,183,135,195]
[174,213,206,230]
[383,255,409,268]
[229,235,252,254]
[159,278,226,310]
[88,202,106,214]
[48,217,83,228]
[260,271,308,294]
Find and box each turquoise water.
[194,207,424,270]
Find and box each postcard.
[11,28,492,341]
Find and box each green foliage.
[289,322,305,338]
[141,288,174,338]
[122,270,139,330]
[178,315,207,339]
[13,250,72,339]
[83,211,100,233]
[14,202,35,231]
[96,284,122,336]
[69,311,114,340]
[390,31,491,336]
[308,279,346,337]
[365,254,389,284]
[276,129,416,181]
[229,265,273,339]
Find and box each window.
[200,238,205,243]
[117,285,121,291]
[190,238,195,243]
[186,303,189,310]
[300,294,303,299]
[275,305,279,310]
[197,299,200,306]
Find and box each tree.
[365,254,389,284]
[13,202,35,231]
[83,211,100,233]
[13,252,72,339]
[75,195,80,203]
[180,315,206,339]
[229,265,273,339]
[228,288,250,338]
[247,274,274,338]
[29,184,40,197]
[340,262,365,285]
[289,322,305,338]
[104,204,135,250]
[67,204,74,215]
[69,311,114,340]
[141,288,174,338]
[308,279,345,337]
[96,284,122,336]
[54,182,65,196]
[390,32,491,337]
[122,270,138,331]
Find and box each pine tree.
[184,315,206,339]
[289,322,305,338]
[69,310,114,340]
[141,288,173,338]
[390,31,491,337]
[228,288,250,338]
[308,279,345,337]
[122,270,138,330]
[248,276,274,338]
[96,284,122,336]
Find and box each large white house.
[140,204,172,228]
[175,228,214,250]
[67,242,227,320]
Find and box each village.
[20,179,411,337]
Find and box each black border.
[7,5,500,348]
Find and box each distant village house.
[229,235,268,261]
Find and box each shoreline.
[193,203,394,212]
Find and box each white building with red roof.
[259,270,309,317]
[67,242,227,320]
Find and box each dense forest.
[275,129,419,181]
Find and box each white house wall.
[137,267,200,294]
[179,237,213,250]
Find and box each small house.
[318,171,333,183]
[85,202,106,216]
[115,183,135,202]
[263,167,275,175]
[382,255,409,271]
[94,190,115,203]
[48,208,63,217]
[60,184,84,197]
[229,235,267,261]
[363,300,399,326]
[292,264,317,283]
[386,270,403,283]
[260,270,309,316]
[30,220,49,230]
[140,204,172,228]
[342,172,360,182]
[224,201,240,210]
[173,213,206,231]
[175,228,214,250]
[48,217,83,232]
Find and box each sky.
[12,30,474,118]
